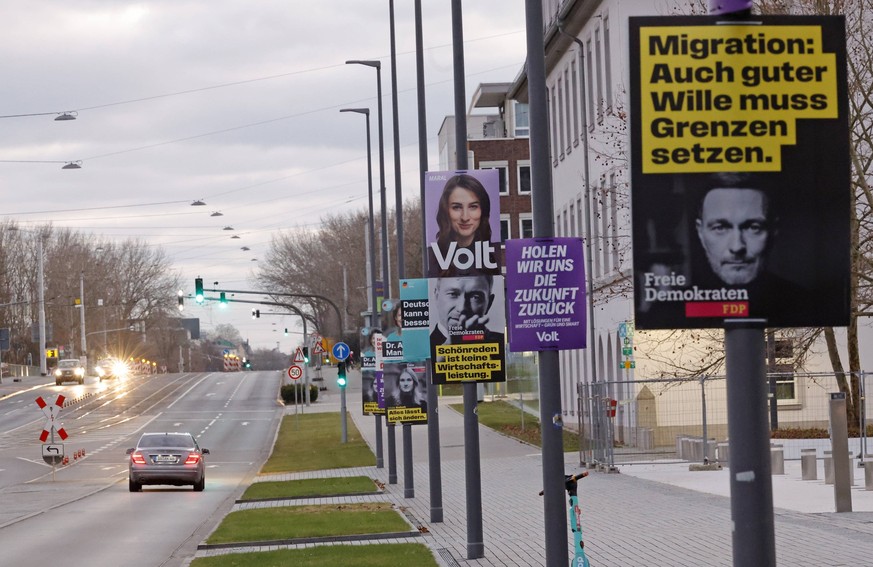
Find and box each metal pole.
[452,0,484,558]
[725,319,775,567]
[527,3,568,564]
[79,271,87,366]
[767,329,778,430]
[415,0,443,522]
[372,63,398,487]
[38,237,47,376]
[389,0,413,500]
[340,381,348,443]
[701,376,709,463]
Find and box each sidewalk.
[203,371,873,566]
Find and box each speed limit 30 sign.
[287,365,302,381]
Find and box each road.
[0,370,284,567]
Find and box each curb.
[235,489,384,504]
[196,530,422,551]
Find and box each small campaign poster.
[629,16,851,329]
[424,169,502,278]
[361,331,385,416]
[428,275,506,385]
[383,362,428,425]
[392,279,431,362]
[505,237,587,351]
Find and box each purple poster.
[505,238,587,351]
[424,169,501,278]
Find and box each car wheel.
[129,479,141,492]
[56,380,62,385]
[193,477,205,492]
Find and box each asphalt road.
[0,370,284,567]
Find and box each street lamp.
[346,57,396,485]
[341,107,383,470]
[340,108,378,333]
[8,227,48,375]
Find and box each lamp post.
[340,106,384,469]
[79,270,87,367]
[9,227,48,375]
[346,58,397,485]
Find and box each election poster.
[383,362,428,425]
[629,16,851,329]
[385,279,429,362]
[505,237,587,351]
[424,169,502,278]
[428,275,506,385]
[361,331,385,416]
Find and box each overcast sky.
[0,1,528,351]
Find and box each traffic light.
[284,328,289,336]
[219,292,227,307]
[336,361,347,388]
[177,292,184,311]
[302,346,309,364]
[252,309,260,318]
[195,278,204,303]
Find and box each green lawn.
[190,543,438,567]
[261,412,374,473]
[205,503,410,544]
[451,400,582,451]
[240,476,378,500]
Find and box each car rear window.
[138,434,195,448]
[58,360,79,368]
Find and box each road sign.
[35,395,68,442]
[288,365,302,381]
[332,342,351,361]
[46,348,58,358]
[293,347,304,363]
[42,443,64,465]
[313,340,325,355]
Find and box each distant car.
[95,358,129,381]
[126,432,209,492]
[54,359,86,385]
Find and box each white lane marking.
[166,374,215,409]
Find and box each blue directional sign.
[332,341,351,361]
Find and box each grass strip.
[261,412,374,473]
[451,400,581,451]
[240,476,378,501]
[205,502,408,544]
[190,543,438,567]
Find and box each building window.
[595,27,604,122]
[514,101,529,137]
[550,85,558,164]
[773,364,798,403]
[480,161,509,195]
[564,68,572,152]
[570,203,576,236]
[603,15,613,112]
[586,39,595,132]
[518,161,531,195]
[500,215,511,242]
[609,172,619,268]
[571,59,580,144]
[520,214,534,239]
[557,76,565,159]
[600,179,609,272]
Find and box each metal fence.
[575,371,872,467]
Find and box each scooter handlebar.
[539,471,589,496]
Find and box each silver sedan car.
[126,432,209,492]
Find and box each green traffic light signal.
[194,277,204,303]
[336,362,347,388]
[219,291,227,308]
[302,346,309,364]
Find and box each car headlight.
[54,369,61,377]
[95,367,105,377]
[113,362,129,377]
[75,368,85,376]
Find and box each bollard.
[849,452,855,487]
[801,448,817,481]
[825,450,833,485]
[717,442,730,465]
[865,461,873,491]
[770,445,785,475]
